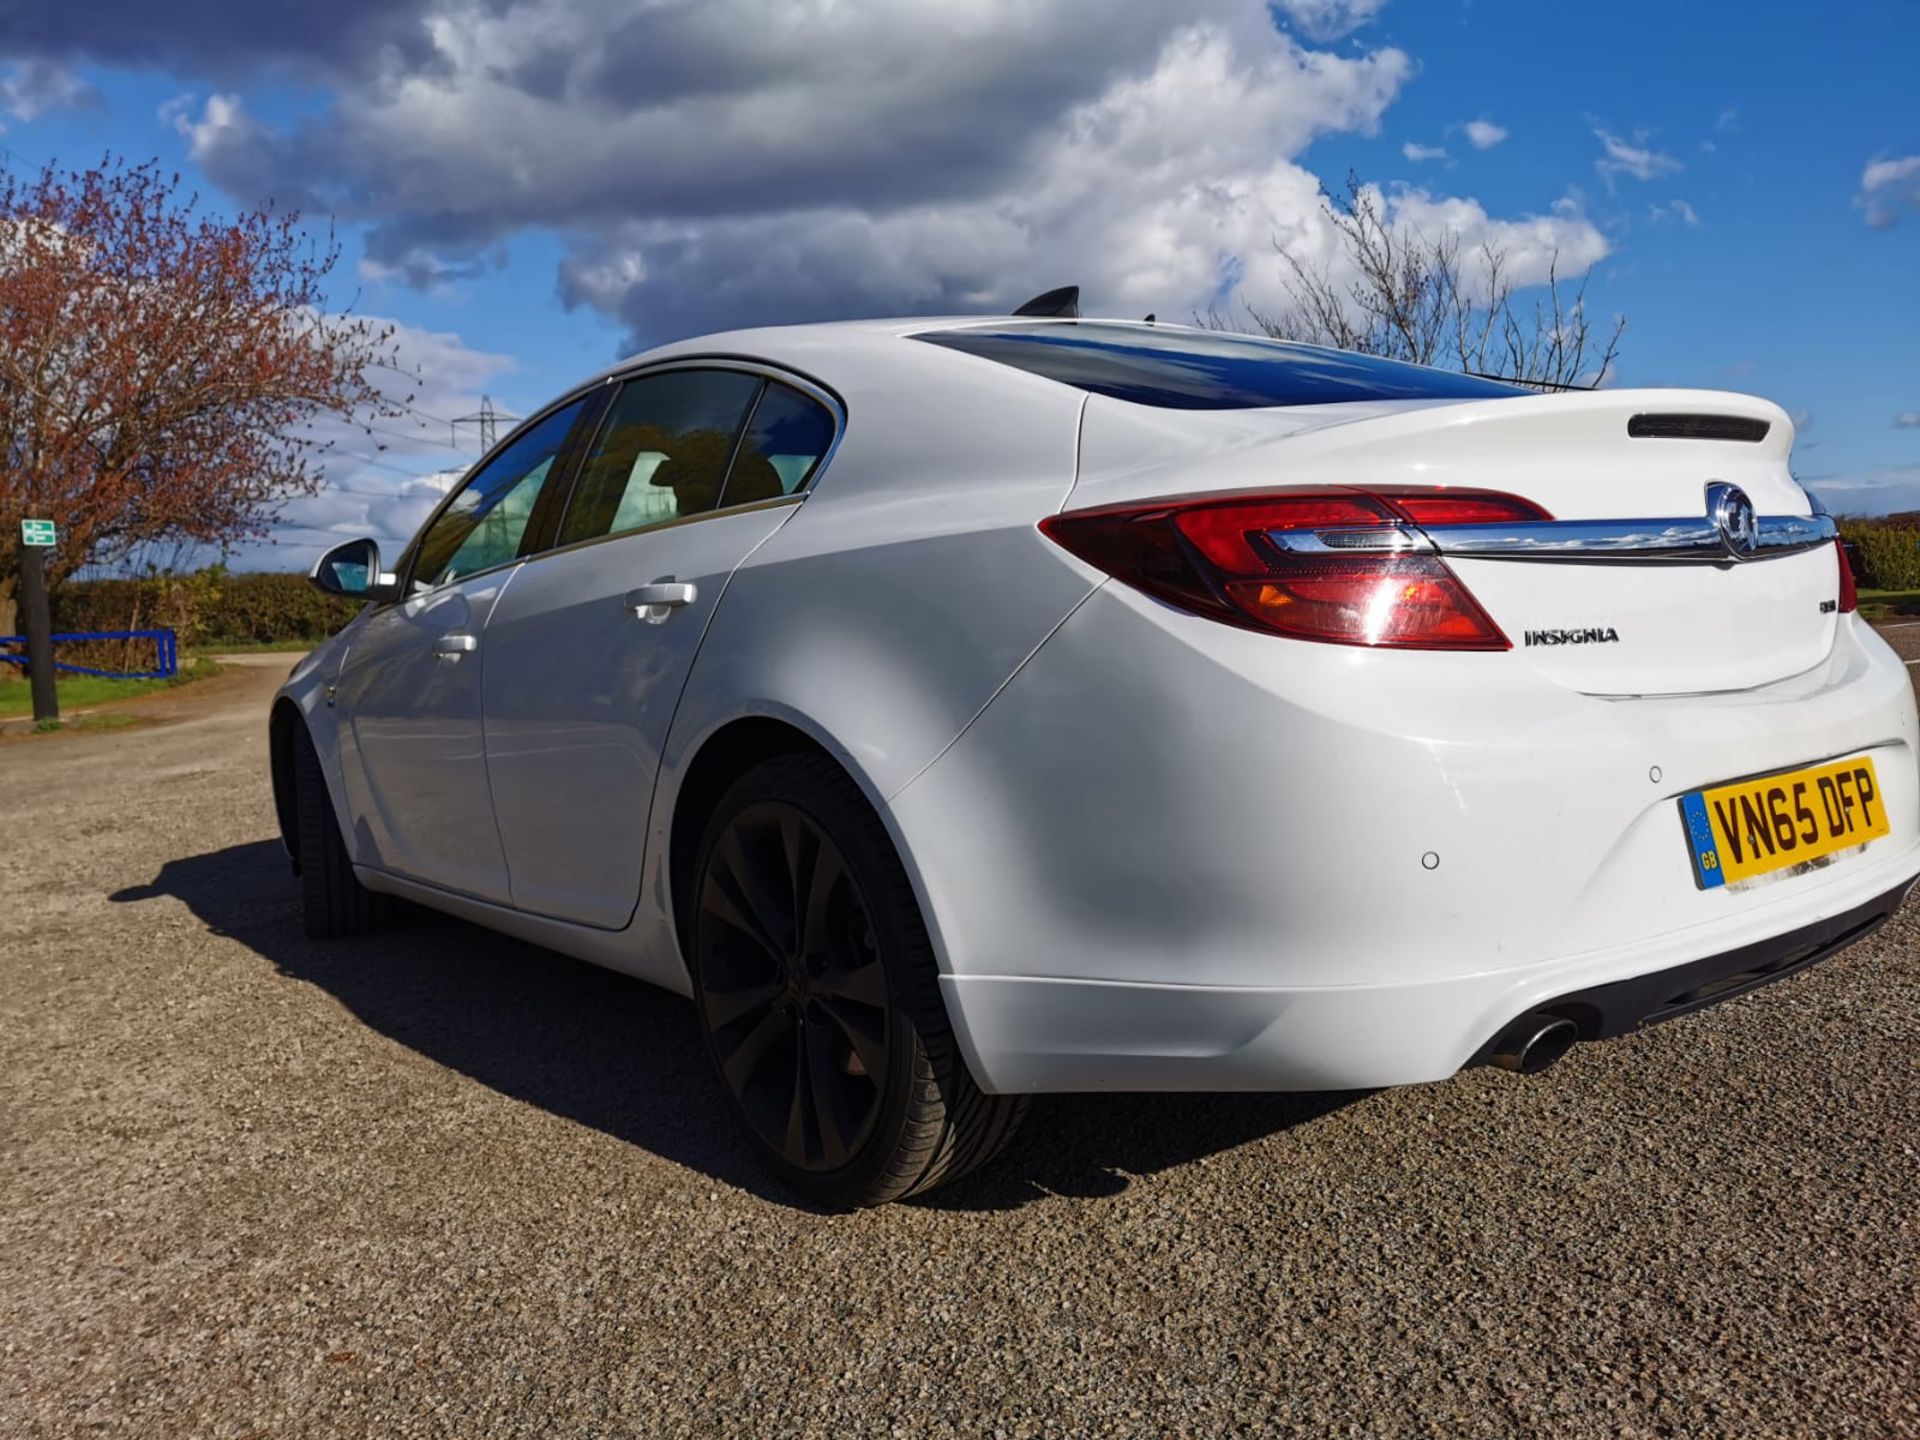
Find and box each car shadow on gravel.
[917,1087,1362,1211]
[114,840,1363,1213]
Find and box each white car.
[275,309,1919,1206]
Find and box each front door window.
[412,398,589,588]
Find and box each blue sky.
[2,0,1916,568]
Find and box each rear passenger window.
[721,381,837,506]
[558,370,763,546]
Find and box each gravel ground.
[3,654,1918,1438]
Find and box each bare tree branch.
[1219,174,1626,391]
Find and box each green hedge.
[1838,522,1920,592]
[50,569,362,649]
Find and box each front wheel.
[292,722,386,940]
[687,753,1026,1207]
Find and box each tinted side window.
[558,370,763,546]
[721,381,837,506]
[412,398,589,588]
[914,323,1526,410]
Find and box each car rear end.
[885,323,1920,1094]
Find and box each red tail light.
[1836,540,1858,614]
[1039,487,1550,651]
[1376,490,1551,526]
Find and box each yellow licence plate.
[1680,755,1888,889]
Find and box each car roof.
[603,316,1201,376]
[555,317,990,410]
[588,316,1366,418]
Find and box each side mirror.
[310,538,400,603]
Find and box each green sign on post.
[16,518,59,723]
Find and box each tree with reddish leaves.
[0,156,404,642]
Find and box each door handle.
[624,581,697,623]
[433,633,478,660]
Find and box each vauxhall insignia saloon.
[273,310,1918,1205]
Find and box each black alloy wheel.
[696,799,893,1173]
[687,752,1028,1207]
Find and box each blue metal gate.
[0,629,179,680]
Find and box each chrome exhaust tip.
[1489,1014,1579,1074]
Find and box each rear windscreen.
[914,322,1527,410]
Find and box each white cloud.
[1649,198,1699,226]
[1858,154,1920,229]
[182,1,1224,258]
[155,92,196,128]
[0,60,96,121]
[1402,142,1448,162]
[1896,412,1920,429]
[242,466,465,572]
[552,22,1607,348]
[152,4,1462,331]
[1382,188,1609,295]
[558,20,1445,339]
[170,91,299,206]
[1594,128,1682,188]
[1802,464,1920,517]
[219,316,512,570]
[1461,119,1507,150]
[1268,0,1386,40]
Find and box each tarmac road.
[2,653,1917,1437]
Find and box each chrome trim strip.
[1425,512,1834,562]
[1424,518,1723,560]
[1269,524,1432,555]
[1268,513,1835,564]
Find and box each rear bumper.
[941,860,1919,1094]
[893,584,1920,1094]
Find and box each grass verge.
[0,655,222,720]
[1857,588,1920,621]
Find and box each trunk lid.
[1072,388,1838,695]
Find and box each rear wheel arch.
[669,716,841,946]
[664,713,949,974]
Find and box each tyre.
[292,721,386,939]
[687,752,1027,1207]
